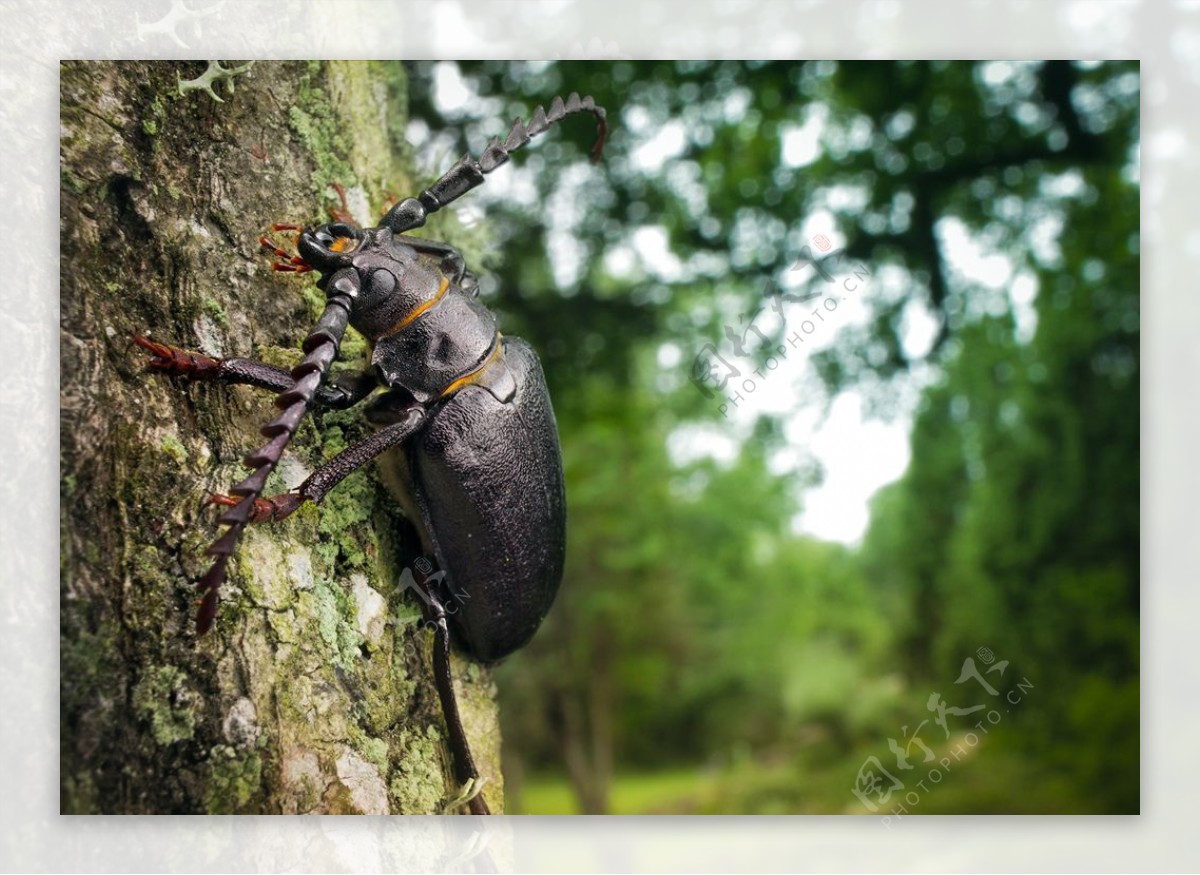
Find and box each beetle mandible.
[135,92,608,815]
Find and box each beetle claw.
[441,776,488,814]
[132,335,220,377]
[259,226,313,273]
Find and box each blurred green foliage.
[404,60,1138,814]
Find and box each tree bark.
[59,60,503,814]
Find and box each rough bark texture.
[60,60,503,814]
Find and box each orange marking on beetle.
[438,336,504,399]
[379,276,451,338]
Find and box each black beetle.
[135,93,608,814]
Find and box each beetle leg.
[209,491,300,523]
[421,583,491,815]
[327,182,358,227]
[195,291,356,635]
[404,240,481,297]
[403,238,468,284]
[132,336,379,409]
[316,370,381,409]
[298,406,425,502]
[133,336,294,393]
[218,406,427,523]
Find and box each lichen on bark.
[60,60,502,815]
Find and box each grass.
[509,734,1108,814]
[512,767,722,814]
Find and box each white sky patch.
[785,209,842,260]
[1009,271,1040,343]
[885,110,916,141]
[432,61,472,116]
[781,104,828,168]
[691,216,1047,544]
[899,297,940,359]
[722,87,752,122]
[632,225,686,281]
[1040,170,1086,199]
[544,163,595,288]
[821,183,872,213]
[667,422,740,467]
[631,119,687,173]
[1027,212,1065,266]
[979,61,1019,89]
[658,342,682,369]
[794,391,911,544]
[547,231,585,289]
[403,117,430,150]
[938,217,1014,288]
[676,249,898,545]
[604,243,637,279]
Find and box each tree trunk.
[59,60,503,814]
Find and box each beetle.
[134,93,608,814]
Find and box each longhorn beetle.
[135,93,608,815]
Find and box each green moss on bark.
[205,745,265,813]
[61,61,504,814]
[132,665,198,746]
[390,726,447,814]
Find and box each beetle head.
[297,222,362,274]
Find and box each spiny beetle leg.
[132,336,222,378]
[192,293,356,636]
[294,408,426,504]
[133,336,297,393]
[208,407,426,529]
[210,491,302,524]
[135,337,382,410]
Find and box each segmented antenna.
[195,280,356,633]
[384,92,608,233]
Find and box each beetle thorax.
[343,232,443,342]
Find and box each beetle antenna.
[384,92,608,233]
[194,275,358,634]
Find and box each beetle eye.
[368,269,396,299]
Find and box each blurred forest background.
[404,60,1139,814]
